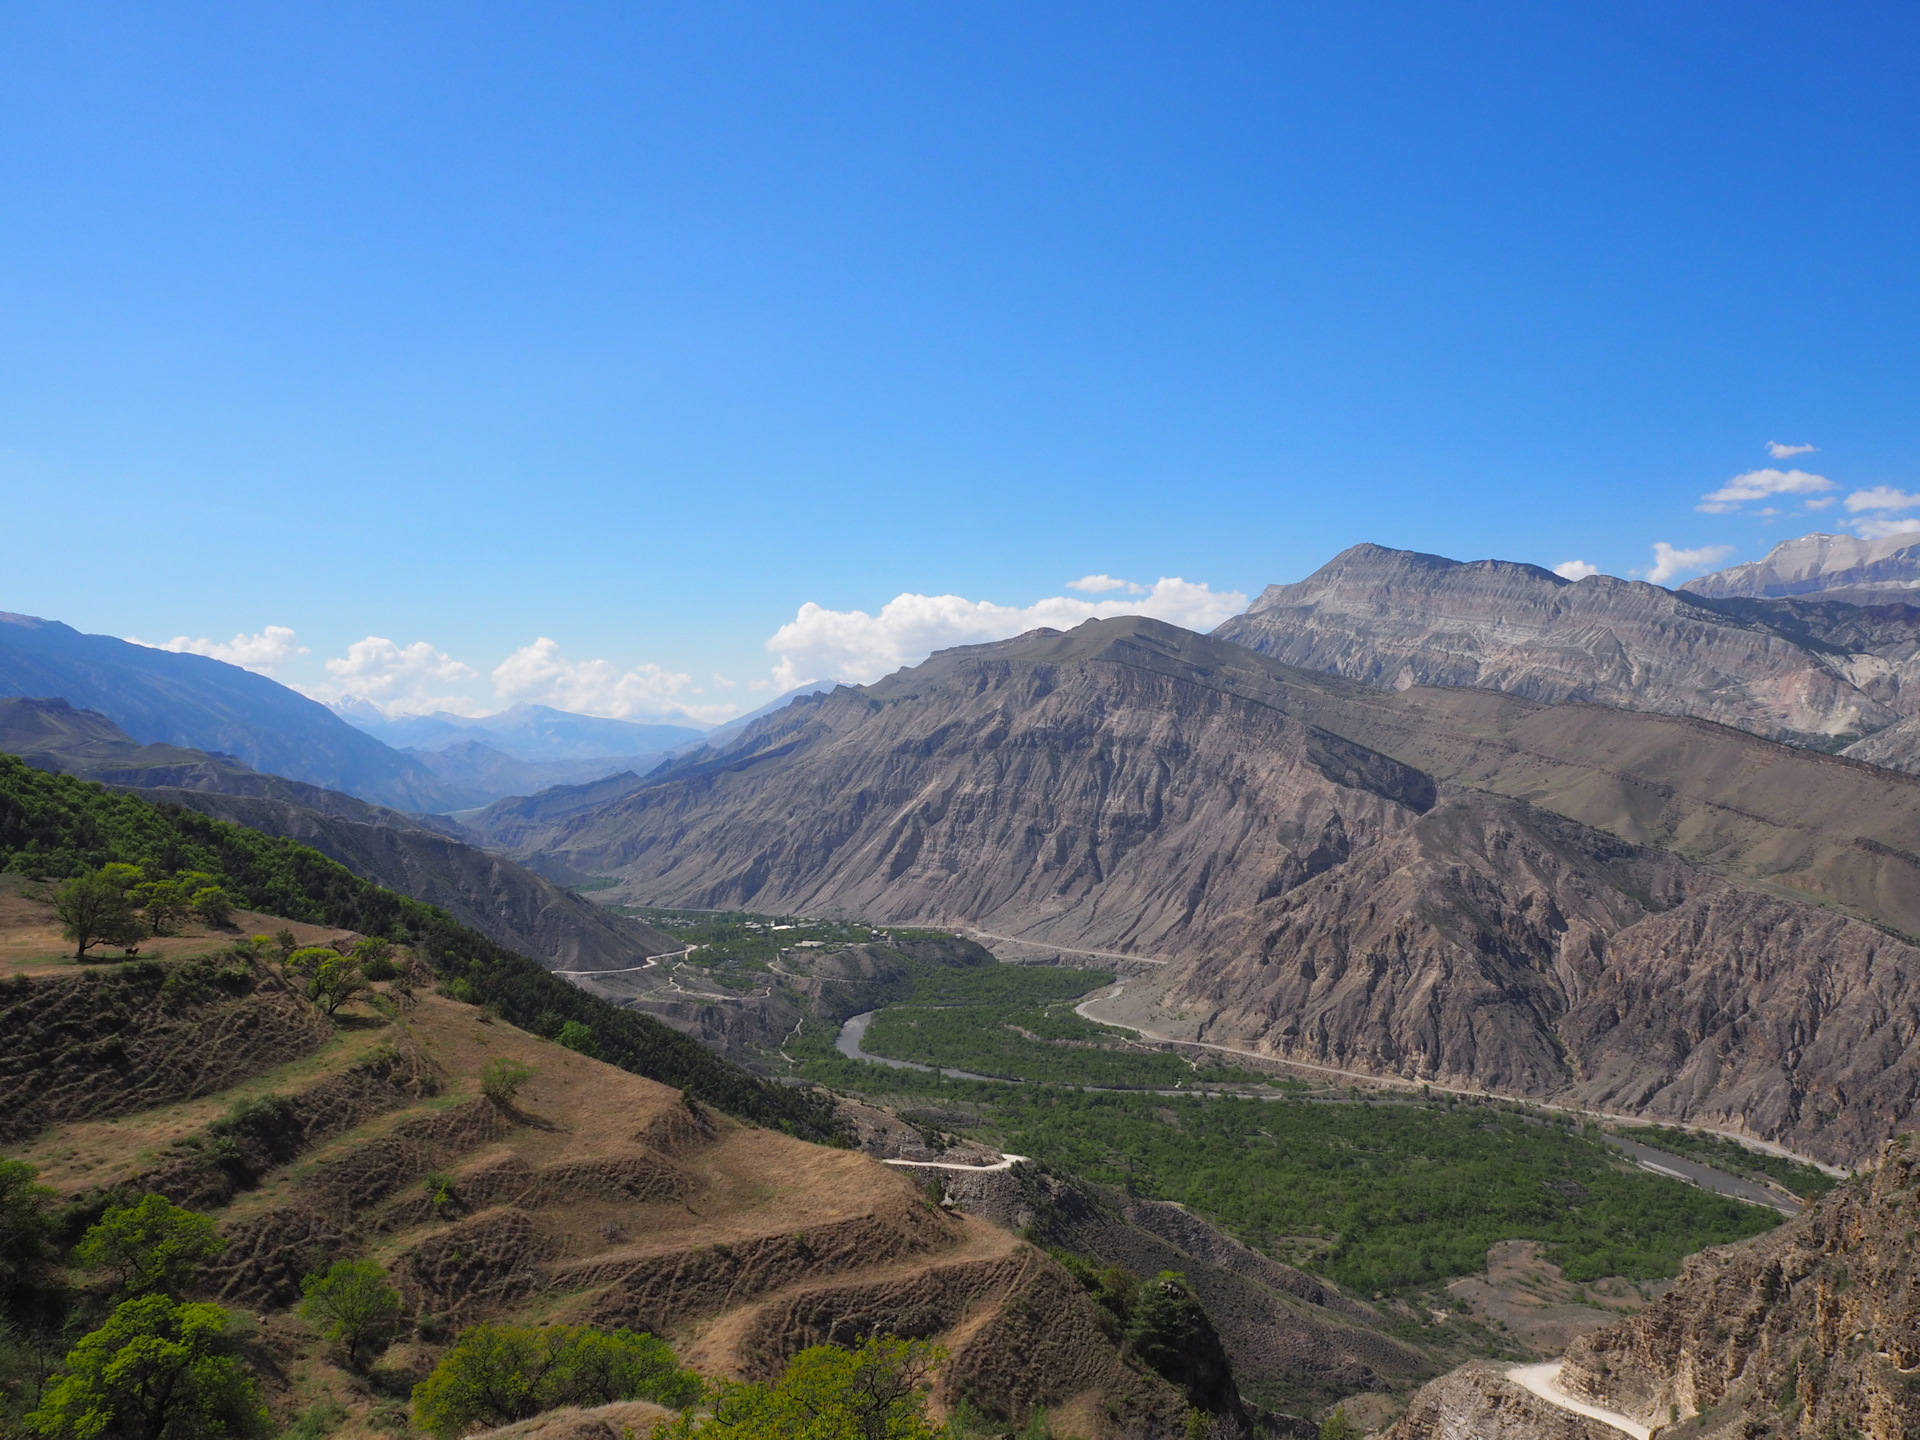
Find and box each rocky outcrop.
[1215,544,1896,746]
[1554,1138,1920,1439]
[1685,531,1920,603]
[1383,1362,1623,1440]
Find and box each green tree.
[411,1323,698,1438]
[1318,1404,1357,1440]
[25,1294,267,1440]
[0,1160,55,1315]
[191,888,234,928]
[651,1336,944,1440]
[480,1058,536,1104]
[74,1195,227,1300]
[53,871,143,961]
[298,1261,401,1370]
[291,952,369,1016]
[555,1022,599,1058]
[352,939,398,981]
[135,880,194,937]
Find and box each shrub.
[650,1336,943,1440]
[299,1260,401,1369]
[480,1058,536,1104]
[555,1021,599,1058]
[74,1194,227,1299]
[411,1323,698,1438]
[192,887,235,927]
[25,1294,268,1440]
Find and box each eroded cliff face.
[1383,1362,1624,1440]
[1140,791,1920,1168]
[491,620,1433,954]
[1556,1139,1920,1439]
[1215,544,1899,747]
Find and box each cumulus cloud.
[765,577,1249,688]
[1644,542,1735,585]
[1552,560,1599,581]
[1767,441,1818,460]
[317,638,483,716]
[492,637,734,722]
[1696,468,1835,514]
[1844,486,1920,513]
[130,625,308,676]
[1066,574,1146,594]
[1852,517,1920,540]
[1805,496,1837,510]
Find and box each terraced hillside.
[0,894,1206,1439]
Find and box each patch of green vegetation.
[897,962,1110,1007]
[992,1089,1781,1294]
[1621,1125,1837,1201]
[864,1002,1204,1087]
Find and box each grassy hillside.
[0,753,837,1141]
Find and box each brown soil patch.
[1444,1240,1663,1357]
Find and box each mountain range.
[462,611,1920,1166]
[0,612,480,810]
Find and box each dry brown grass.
[4,929,1175,1440]
[0,872,358,978]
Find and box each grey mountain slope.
[469,616,1437,954]
[0,612,474,811]
[0,696,672,971]
[1212,543,1899,748]
[1684,529,1920,601]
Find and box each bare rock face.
[1684,531,1920,603]
[1215,544,1896,746]
[1382,1361,1623,1440]
[1556,1138,1920,1439]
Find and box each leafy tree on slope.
[25,1294,268,1440]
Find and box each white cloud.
[316,637,483,716]
[765,577,1249,687]
[130,625,308,676]
[1844,486,1920,513]
[1805,496,1837,510]
[712,673,736,690]
[1066,574,1146,595]
[1696,468,1834,514]
[1552,560,1599,581]
[1767,441,1818,460]
[1645,542,1735,585]
[491,637,736,722]
[1851,517,1920,540]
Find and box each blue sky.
[3,3,1917,721]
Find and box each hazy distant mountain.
[0,612,468,811]
[335,699,704,762]
[0,696,671,970]
[404,738,673,805]
[1684,530,1920,602]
